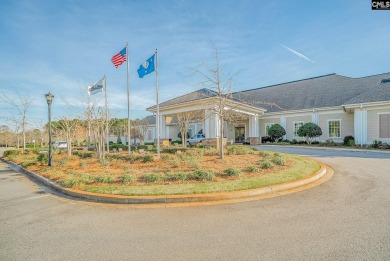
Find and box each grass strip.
[82,155,320,196]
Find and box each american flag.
[111,47,127,68]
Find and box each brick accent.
[154,138,170,148]
[202,138,227,149]
[249,137,261,145]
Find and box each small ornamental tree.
[177,131,190,140]
[297,122,322,144]
[268,124,286,142]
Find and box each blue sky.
[0,0,389,129]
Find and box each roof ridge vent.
[381,78,390,83]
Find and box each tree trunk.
[181,127,187,148]
[22,118,26,152]
[101,127,106,160]
[219,117,224,159]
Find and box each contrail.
[280,44,315,63]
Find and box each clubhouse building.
[125,72,390,146]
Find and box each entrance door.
[234,126,245,143]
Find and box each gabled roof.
[147,88,217,110]
[143,115,156,125]
[232,72,390,112]
[132,115,156,126]
[344,81,390,105]
[146,72,390,115]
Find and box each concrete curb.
[2,158,331,206]
[258,144,390,154]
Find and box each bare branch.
[1,92,32,152]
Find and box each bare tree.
[34,120,48,147]
[73,122,88,147]
[25,128,43,149]
[85,105,93,148]
[8,115,22,149]
[111,118,128,145]
[79,86,113,157]
[192,44,242,159]
[0,124,13,147]
[1,93,32,152]
[133,118,151,145]
[90,106,110,160]
[175,110,205,147]
[53,117,80,156]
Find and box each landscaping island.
[3,146,320,196]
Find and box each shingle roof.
[147,88,217,111]
[344,81,390,105]
[232,72,390,112]
[143,115,156,124]
[146,72,390,115]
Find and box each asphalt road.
[1,146,390,261]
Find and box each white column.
[280,115,286,139]
[204,110,210,138]
[354,109,362,145]
[354,107,367,145]
[249,115,259,137]
[153,126,156,140]
[223,121,228,138]
[249,117,252,136]
[311,110,319,141]
[204,108,220,138]
[311,110,319,124]
[159,115,166,138]
[362,109,368,145]
[212,112,220,138]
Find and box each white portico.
[147,89,265,145]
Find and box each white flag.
[88,77,105,95]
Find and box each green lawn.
[82,155,320,196]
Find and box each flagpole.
[156,48,160,159]
[104,75,109,154]
[126,42,131,154]
[87,106,91,149]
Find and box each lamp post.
[45,92,54,166]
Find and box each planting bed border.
[2,157,332,206]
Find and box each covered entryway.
[234,126,245,143]
[147,89,266,145]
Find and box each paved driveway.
[1,147,390,260]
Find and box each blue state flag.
[137,54,155,78]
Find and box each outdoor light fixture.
[45,92,54,166]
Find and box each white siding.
[367,108,390,143]
[259,118,280,136]
[169,126,180,142]
[318,112,354,142]
[286,115,311,140]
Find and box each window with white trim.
[265,123,273,136]
[379,114,390,138]
[328,120,341,138]
[293,122,304,137]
